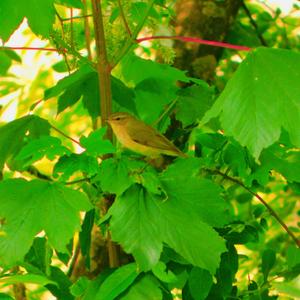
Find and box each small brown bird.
[107,112,187,158]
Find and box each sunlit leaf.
[0,179,92,266]
[200,47,300,159]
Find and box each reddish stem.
[136,35,252,51]
[0,46,67,53]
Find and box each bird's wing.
[127,121,183,154]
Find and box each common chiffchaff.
[107,112,187,158]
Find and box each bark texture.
[174,0,242,81]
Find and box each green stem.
[91,0,119,268]
[91,0,112,135]
[111,0,156,69]
[209,169,300,248]
[117,0,132,37]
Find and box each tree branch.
[91,0,112,134]
[83,0,92,60]
[117,0,132,37]
[91,0,119,268]
[208,169,300,248]
[241,1,267,46]
[136,35,252,51]
[111,0,156,69]
[50,125,81,145]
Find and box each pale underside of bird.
[107,112,187,158]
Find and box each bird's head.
[107,112,134,127]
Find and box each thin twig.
[208,169,300,248]
[55,10,65,38]
[153,98,178,127]
[70,8,75,51]
[111,0,156,69]
[0,46,67,53]
[117,0,132,37]
[55,9,71,72]
[50,125,81,145]
[83,0,92,60]
[241,1,267,46]
[65,177,90,185]
[67,242,81,277]
[26,166,52,181]
[136,35,252,51]
[61,14,93,21]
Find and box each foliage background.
[0,0,300,299]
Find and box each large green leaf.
[188,268,213,300]
[95,263,139,300]
[109,163,227,274]
[200,47,300,159]
[44,65,136,119]
[0,0,55,41]
[120,54,202,85]
[109,185,163,271]
[53,153,99,182]
[134,78,178,124]
[80,127,115,156]
[160,158,233,227]
[0,179,92,266]
[15,136,70,167]
[0,274,57,286]
[119,274,162,300]
[0,115,50,171]
[175,84,215,127]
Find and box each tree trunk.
[174,0,242,81]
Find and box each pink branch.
[0,46,67,53]
[136,35,252,51]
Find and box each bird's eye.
[115,117,121,121]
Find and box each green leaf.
[0,115,50,171]
[134,78,178,123]
[160,158,233,227]
[161,198,226,274]
[54,0,83,9]
[98,157,145,195]
[261,249,276,281]
[44,65,136,119]
[24,237,52,275]
[111,77,137,115]
[0,0,55,41]
[70,276,90,297]
[152,261,178,283]
[120,54,200,85]
[0,51,15,75]
[79,210,95,269]
[188,268,213,300]
[175,84,215,127]
[109,179,226,274]
[109,185,163,271]
[95,263,139,300]
[15,136,70,167]
[287,246,300,269]
[200,47,300,159]
[0,179,92,266]
[272,276,300,299]
[119,274,162,300]
[260,145,300,183]
[47,266,74,300]
[80,127,116,156]
[0,293,14,300]
[53,153,99,182]
[0,274,57,286]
